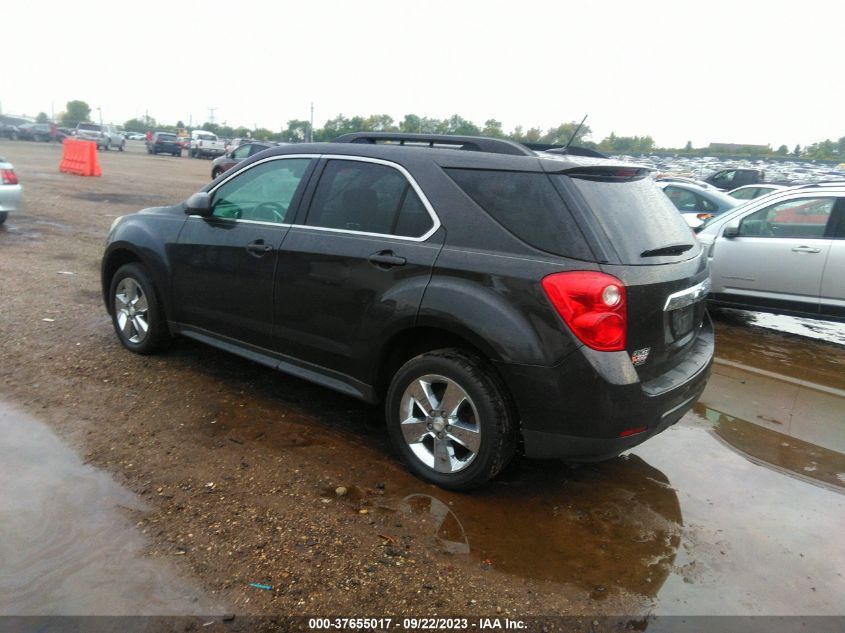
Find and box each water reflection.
[0,402,219,616]
[394,455,683,599]
[697,312,845,491]
[699,404,845,492]
[712,307,845,348]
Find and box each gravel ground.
[0,140,644,619]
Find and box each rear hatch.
[76,123,103,141]
[553,165,709,381]
[156,133,178,147]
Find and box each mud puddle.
[0,401,223,616]
[325,314,845,614]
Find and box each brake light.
[541,271,627,351]
[1,169,18,185]
[620,426,647,438]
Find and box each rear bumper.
[0,184,23,212]
[496,314,714,460]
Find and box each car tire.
[385,348,517,490]
[119,142,125,152]
[212,168,222,179]
[104,140,110,151]
[9,132,18,141]
[0,211,8,225]
[108,263,171,355]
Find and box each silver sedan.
[0,157,22,225]
[697,182,845,321]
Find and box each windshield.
[196,134,216,141]
[77,123,101,131]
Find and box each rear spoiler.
[523,143,608,159]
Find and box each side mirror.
[723,219,740,238]
[185,192,213,217]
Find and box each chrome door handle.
[791,246,821,253]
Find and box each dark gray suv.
[101,133,714,488]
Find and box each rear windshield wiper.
[640,243,694,257]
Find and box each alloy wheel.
[399,374,481,474]
[114,278,150,344]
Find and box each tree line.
[40,100,845,162]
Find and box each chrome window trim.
[199,153,442,242]
[664,278,712,312]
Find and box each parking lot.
[1,139,844,619]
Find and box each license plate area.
[670,304,695,338]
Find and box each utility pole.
[309,102,314,143]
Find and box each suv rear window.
[157,133,177,141]
[196,134,216,141]
[444,169,593,260]
[562,174,698,263]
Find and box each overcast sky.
[3,0,841,148]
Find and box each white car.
[0,156,22,225]
[697,182,845,321]
[727,184,788,201]
[126,132,146,141]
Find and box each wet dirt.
[1,140,844,618]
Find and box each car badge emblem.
[631,347,651,366]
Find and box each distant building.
[708,142,770,154]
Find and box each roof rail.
[522,142,608,159]
[331,132,535,156]
[792,180,845,189]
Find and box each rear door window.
[663,186,699,211]
[305,160,434,238]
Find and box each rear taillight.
[541,271,627,351]
[1,169,18,185]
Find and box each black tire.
[212,168,222,179]
[385,348,517,490]
[108,263,171,355]
[0,211,8,225]
[104,141,110,151]
[119,142,125,152]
